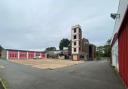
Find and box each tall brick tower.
[71,25,82,61]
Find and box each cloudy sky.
[0,0,119,50]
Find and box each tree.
[96,39,111,58]
[0,45,4,51]
[59,38,70,50]
[96,46,105,58]
[104,39,111,57]
[45,47,56,52]
[104,45,111,57]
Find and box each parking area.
[0,59,125,89]
[10,59,84,69]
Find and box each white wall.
[113,0,128,34]
[111,0,128,71]
[112,40,119,71]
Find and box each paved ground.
[0,59,125,89]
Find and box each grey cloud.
[0,0,119,50]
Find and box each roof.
[72,24,81,29]
[5,49,44,53]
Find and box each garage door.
[118,8,128,87]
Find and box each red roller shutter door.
[19,51,27,59]
[41,52,45,59]
[8,50,18,60]
[28,52,34,59]
[118,10,128,87]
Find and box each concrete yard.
[0,59,125,89]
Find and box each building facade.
[111,0,128,87]
[81,38,89,60]
[89,44,96,60]
[71,25,82,61]
[111,33,119,71]
[71,25,96,61]
[1,49,45,60]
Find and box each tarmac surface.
[0,59,125,89]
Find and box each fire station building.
[111,0,128,88]
[1,49,45,60]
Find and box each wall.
[118,9,128,87]
[112,40,119,71]
[89,44,96,60]
[81,38,89,60]
[1,49,7,59]
[113,0,128,34]
[112,0,128,87]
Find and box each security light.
[111,13,120,20]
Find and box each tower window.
[74,35,76,39]
[74,28,76,33]
[74,48,76,52]
[74,42,76,45]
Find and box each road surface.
[0,59,125,89]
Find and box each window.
[74,28,76,33]
[74,35,76,39]
[74,42,76,45]
[74,48,76,52]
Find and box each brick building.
[81,38,89,60]
[89,44,96,60]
